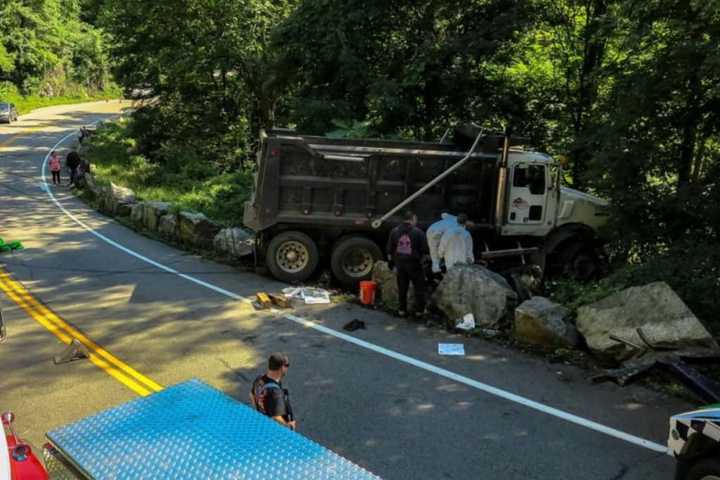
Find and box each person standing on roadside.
[426,211,457,274]
[49,151,62,185]
[250,353,296,430]
[387,210,429,318]
[65,150,81,186]
[438,213,474,271]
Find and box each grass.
[82,119,253,226]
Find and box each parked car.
[0,103,18,124]
[669,405,720,479]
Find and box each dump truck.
[243,126,609,286]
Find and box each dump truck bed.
[244,131,503,233]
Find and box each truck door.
[507,163,547,225]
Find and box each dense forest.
[5,0,719,322]
[0,0,116,108]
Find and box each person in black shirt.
[65,150,81,186]
[386,210,429,318]
[250,352,296,430]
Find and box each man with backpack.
[387,210,429,318]
[250,353,296,430]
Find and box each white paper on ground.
[455,313,475,331]
[438,343,465,356]
[282,287,331,304]
[302,287,331,304]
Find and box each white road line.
[39,130,671,455]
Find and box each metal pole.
[493,131,511,229]
[371,130,487,229]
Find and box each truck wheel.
[266,231,319,283]
[330,236,382,287]
[561,243,600,281]
[685,457,720,480]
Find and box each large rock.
[114,201,133,217]
[178,211,220,247]
[143,201,170,231]
[131,203,145,225]
[514,297,579,349]
[81,173,101,196]
[576,282,719,362]
[109,182,136,204]
[214,228,254,258]
[371,261,414,311]
[158,213,178,239]
[433,264,517,329]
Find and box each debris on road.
[438,343,465,356]
[343,319,366,332]
[282,287,331,305]
[0,238,23,252]
[53,338,89,365]
[255,292,272,309]
[455,313,475,331]
[592,353,720,403]
[269,293,291,309]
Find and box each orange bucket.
[359,281,377,305]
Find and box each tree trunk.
[570,0,608,189]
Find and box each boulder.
[178,211,220,247]
[433,264,517,329]
[130,203,145,225]
[109,182,136,204]
[115,202,133,217]
[158,213,178,239]
[576,282,719,362]
[143,201,170,231]
[213,228,254,258]
[514,297,579,349]
[82,173,102,198]
[371,261,414,311]
[97,192,116,215]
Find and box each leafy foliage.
[0,0,113,96]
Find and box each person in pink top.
[49,150,62,185]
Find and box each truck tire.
[561,242,600,281]
[330,236,382,287]
[266,231,319,283]
[685,457,720,480]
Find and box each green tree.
[273,0,539,138]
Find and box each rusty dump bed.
[244,130,511,234]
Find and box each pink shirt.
[49,155,61,172]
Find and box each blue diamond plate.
[47,379,381,479]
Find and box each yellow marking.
[0,270,164,396]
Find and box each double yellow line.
[0,269,164,396]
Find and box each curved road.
[0,102,691,479]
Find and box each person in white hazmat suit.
[438,213,474,271]
[426,213,457,273]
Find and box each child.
[49,151,62,185]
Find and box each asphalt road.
[0,102,694,479]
